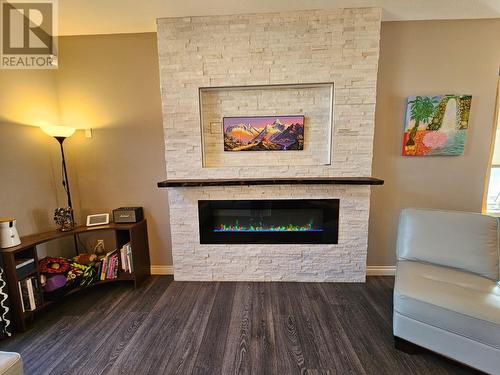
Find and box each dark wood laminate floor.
[0,276,477,375]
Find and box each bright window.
[486,90,500,215]
[486,167,500,214]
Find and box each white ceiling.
[59,0,500,36]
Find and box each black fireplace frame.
[198,199,339,244]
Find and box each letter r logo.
[1,1,53,54]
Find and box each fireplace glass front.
[198,199,339,244]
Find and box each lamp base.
[54,207,75,232]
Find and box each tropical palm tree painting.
[402,95,472,156]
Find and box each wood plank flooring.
[0,276,478,375]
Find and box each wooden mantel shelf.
[157,177,384,188]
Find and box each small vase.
[54,207,74,232]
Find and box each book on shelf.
[26,279,35,309]
[100,256,108,281]
[98,250,120,281]
[15,258,34,269]
[15,258,36,275]
[95,243,134,282]
[32,278,43,307]
[18,282,26,312]
[106,256,114,280]
[120,243,133,273]
[18,277,42,312]
[96,261,102,281]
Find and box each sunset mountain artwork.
[223,115,305,151]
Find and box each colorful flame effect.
[214,221,323,233]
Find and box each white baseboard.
[151,265,394,276]
[366,266,396,276]
[151,265,174,275]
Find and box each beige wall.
[0,123,58,235]
[368,19,500,266]
[2,20,499,268]
[58,33,172,266]
[0,33,171,266]
[0,65,63,236]
[0,68,78,256]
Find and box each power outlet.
[95,239,105,254]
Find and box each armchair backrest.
[396,208,499,280]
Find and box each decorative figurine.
[54,207,74,232]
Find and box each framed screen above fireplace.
[198,199,339,244]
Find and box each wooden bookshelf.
[0,220,151,332]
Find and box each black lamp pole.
[55,136,73,209]
[54,135,78,252]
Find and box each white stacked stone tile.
[157,8,381,179]
[157,8,381,282]
[168,185,370,282]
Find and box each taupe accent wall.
[369,19,500,266]
[58,34,172,266]
[0,66,63,235]
[0,33,172,266]
[0,69,78,257]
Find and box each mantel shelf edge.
[157,177,384,188]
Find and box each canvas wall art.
[223,115,304,151]
[402,95,472,156]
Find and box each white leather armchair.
[393,208,500,374]
[0,351,22,375]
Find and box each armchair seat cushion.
[394,260,500,349]
[0,351,22,375]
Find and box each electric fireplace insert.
[198,199,339,244]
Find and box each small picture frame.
[86,213,110,227]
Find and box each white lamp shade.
[41,125,76,138]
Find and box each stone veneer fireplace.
[157,8,382,282]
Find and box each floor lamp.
[41,126,76,230]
